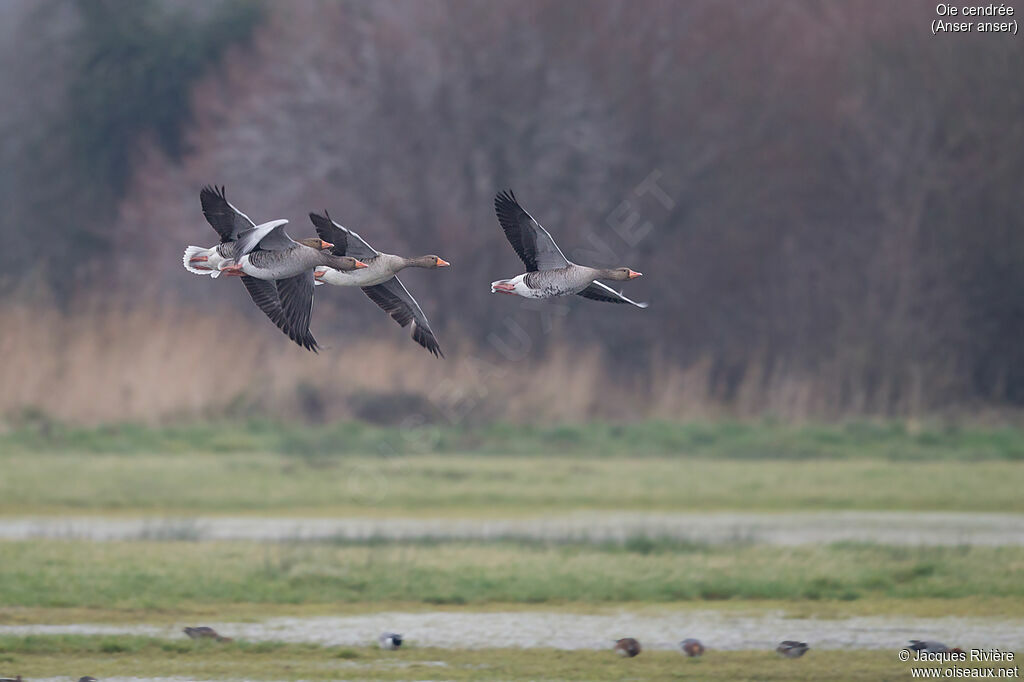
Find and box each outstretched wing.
[361,278,443,357]
[274,271,319,352]
[239,275,318,351]
[232,219,292,257]
[309,211,378,260]
[576,281,648,308]
[308,212,349,256]
[200,185,256,243]
[494,190,570,271]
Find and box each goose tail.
[183,246,215,276]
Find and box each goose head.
[406,255,450,269]
[325,254,368,271]
[298,237,334,250]
[602,267,642,281]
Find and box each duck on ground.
[613,637,642,657]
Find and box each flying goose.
[490,191,648,308]
[186,186,342,351]
[218,217,367,352]
[379,632,404,650]
[184,186,333,277]
[308,211,448,358]
[613,637,642,657]
[680,638,705,657]
[776,641,809,658]
[183,626,233,642]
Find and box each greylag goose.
[308,211,448,358]
[378,632,403,650]
[183,626,233,642]
[79,678,98,682]
[186,186,338,351]
[776,641,809,658]
[184,186,333,277]
[219,219,367,352]
[680,638,705,657]
[490,191,648,308]
[613,637,642,657]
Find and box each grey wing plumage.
[494,190,570,271]
[232,220,292,257]
[274,271,319,352]
[240,275,317,351]
[308,211,350,256]
[576,281,649,308]
[309,211,378,260]
[200,185,256,243]
[361,278,443,357]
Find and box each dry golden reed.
[0,298,989,427]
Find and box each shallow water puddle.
[1,511,1023,545]
[3,611,1023,650]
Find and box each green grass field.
[1,419,1021,680]
[1,453,1023,515]
[2,540,1023,613]
[4,417,1023,460]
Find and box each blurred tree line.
[1,0,1021,415]
[0,0,262,281]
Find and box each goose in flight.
[183,185,332,277]
[490,191,648,308]
[185,186,361,352]
[308,211,449,358]
[218,220,367,352]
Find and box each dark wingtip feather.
[412,323,443,358]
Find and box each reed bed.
[2,297,1021,426]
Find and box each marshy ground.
[0,421,1021,680]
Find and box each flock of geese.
[183,187,647,357]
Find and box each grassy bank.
[0,636,942,682]
[3,418,1023,460]
[2,540,1023,610]
[1,453,1022,515]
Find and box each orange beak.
[320,240,334,250]
[627,269,643,279]
[354,260,368,269]
[436,258,450,267]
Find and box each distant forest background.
[1,0,1021,424]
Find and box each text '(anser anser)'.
[490,191,648,308]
